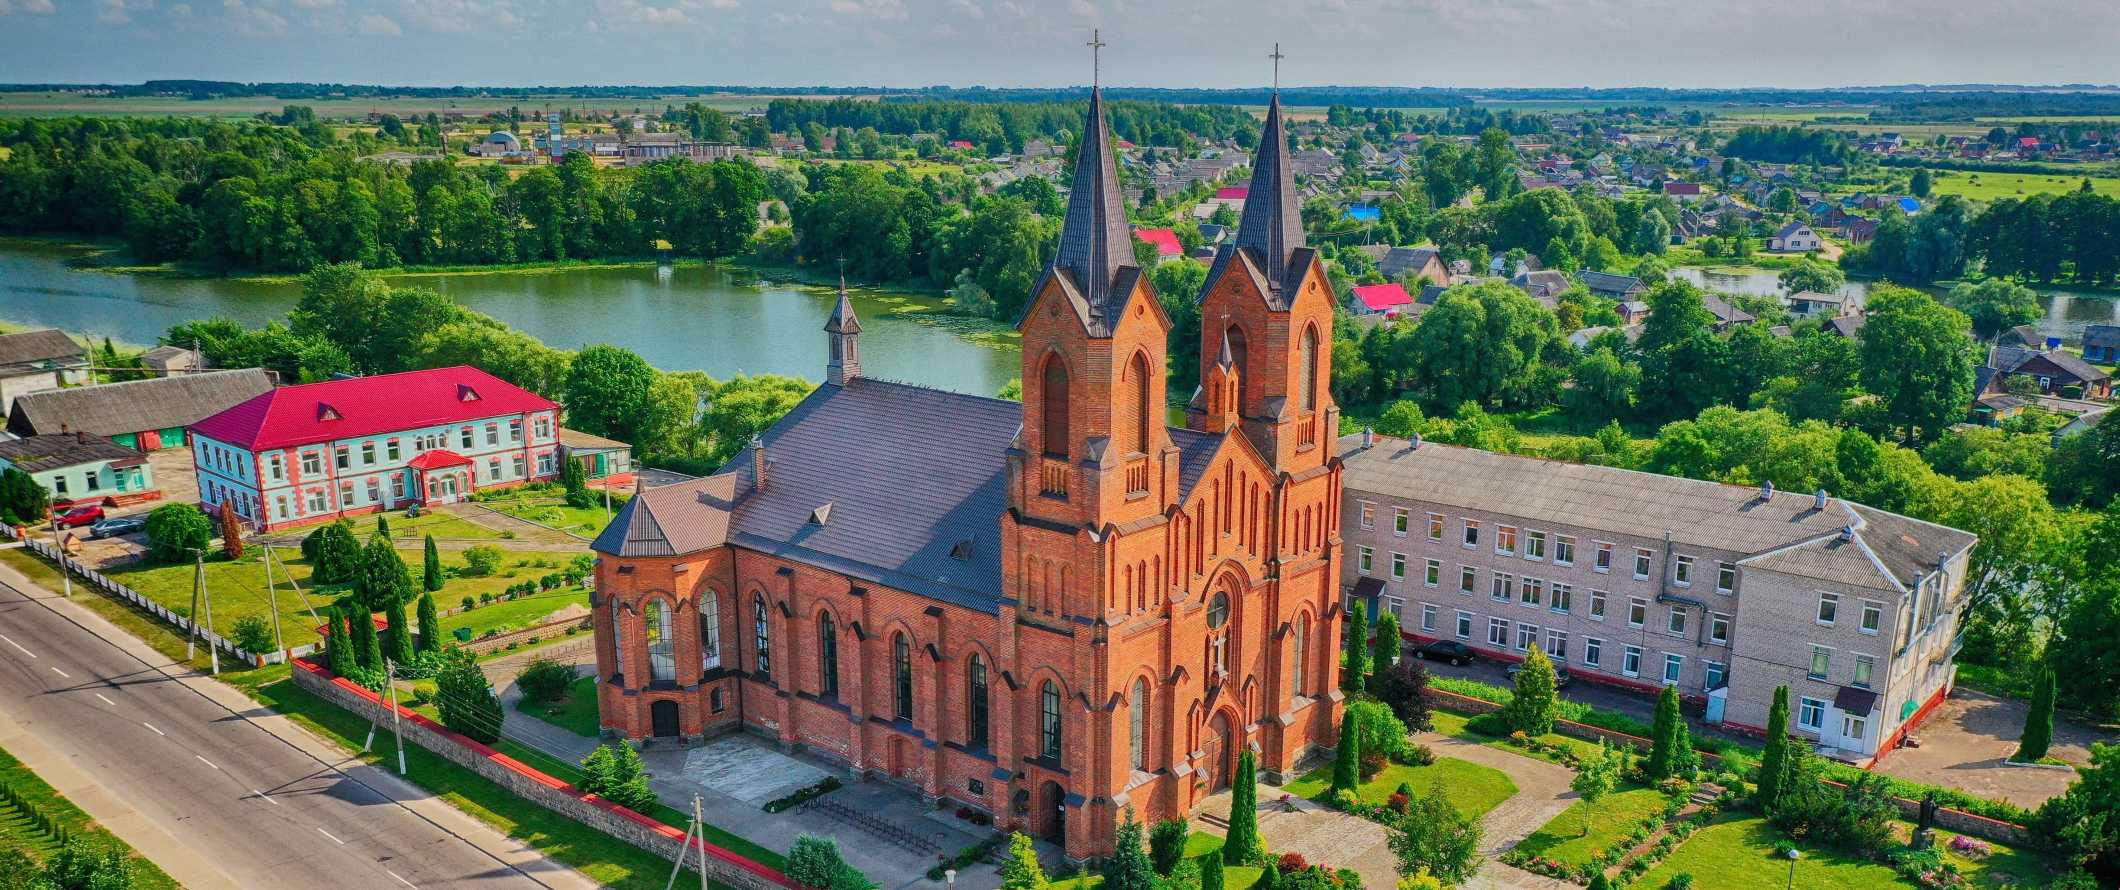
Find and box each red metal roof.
[1352,283,1413,312]
[406,449,474,470]
[1214,186,1249,200]
[1135,227,1183,257]
[191,366,557,451]
[1664,182,1702,195]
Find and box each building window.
[1589,590,1607,620]
[1709,613,1730,645]
[534,417,551,439]
[1426,513,1444,542]
[1490,573,1513,603]
[609,600,624,676]
[512,454,526,478]
[1705,661,1726,690]
[1040,681,1062,760]
[537,452,554,475]
[893,634,913,721]
[1545,629,1567,660]
[486,457,501,481]
[1488,618,1510,647]
[1662,653,1684,684]
[1207,592,1230,675]
[1390,552,1407,581]
[1859,601,1882,635]
[1455,611,1472,640]
[1798,697,1827,732]
[509,419,522,442]
[1551,584,1572,614]
[385,439,401,462]
[1419,604,1436,633]
[1495,525,1518,556]
[1393,507,1409,537]
[1809,646,1831,681]
[335,446,349,470]
[1594,542,1613,573]
[646,600,675,683]
[266,453,284,481]
[752,595,771,681]
[459,426,474,449]
[1041,356,1070,458]
[1521,577,1543,608]
[1357,547,1373,575]
[361,441,376,464]
[1667,607,1688,637]
[1516,623,1539,652]
[306,489,327,513]
[1672,555,1694,587]
[301,451,322,476]
[710,687,725,713]
[1627,597,1646,628]
[1817,593,1839,625]
[485,423,499,446]
[1462,519,1480,549]
[1424,559,1440,588]
[700,592,720,669]
[968,656,991,748]
[1554,536,1576,566]
[1622,645,1642,677]
[1853,654,1875,689]
[1525,531,1546,561]
[1129,679,1148,772]
[1291,615,1310,696]
[1359,501,1376,530]
[817,613,838,697]
[1716,562,1736,593]
[1633,548,1653,580]
[1584,637,1603,668]
[1459,566,1477,595]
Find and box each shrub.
[433,646,503,743]
[1277,853,1308,872]
[516,657,575,704]
[461,545,503,577]
[1372,657,1433,731]
[1665,873,1693,889]
[1332,789,1358,811]
[460,595,476,611]
[1149,819,1189,876]
[1401,743,1435,767]
[230,614,276,654]
[144,503,213,564]
[1387,792,1410,815]
[787,835,857,890]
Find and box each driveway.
[1872,688,2112,809]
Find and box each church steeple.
[824,275,862,387]
[1054,30,1134,320]
[1232,49,1303,289]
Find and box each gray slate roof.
[1212,94,1310,309]
[1338,434,1973,591]
[1577,270,1644,297]
[1377,246,1442,281]
[1052,87,1135,322]
[594,379,1021,612]
[0,330,84,372]
[1990,345,2109,384]
[0,432,145,473]
[2083,324,2120,350]
[5,369,275,440]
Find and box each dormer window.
[458,384,480,402]
[809,503,833,525]
[316,403,341,422]
[949,539,974,561]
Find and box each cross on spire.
[1270,43,1285,93]
[1089,29,1106,88]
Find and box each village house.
[559,429,635,484]
[589,89,1345,860]
[1787,291,1849,319]
[2083,324,2120,364]
[1578,270,1647,303]
[0,329,89,413]
[188,366,562,532]
[1375,246,1450,284]
[0,432,158,509]
[1340,434,1975,762]
[1350,282,1414,317]
[1983,345,2114,400]
[5,368,275,451]
[139,345,206,377]
[1769,221,1823,252]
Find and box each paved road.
[0,575,596,890]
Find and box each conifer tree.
[345,601,381,670]
[1100,808,1155,890]
[1199,845,1225,890]
[384,593,414,665]
[1500,646,1558,736]
[1648,684,1682,779]
[1343,601,1369,695]
[999,832,1046,890]
[435,646,502,743]
[416,593,441,655]
[1370,610,1400,675]
[2016,666,2055,762]
[1754,685,1793,812]
[1331,708,1362,797]
[376,513,392,541]
[1223,751,1263,865]
[325,606,352,675]
[422,534,443,592]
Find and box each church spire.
[1053,29,1133,319]
[1233,44,1304,288]
[824,274,862,386]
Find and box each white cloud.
[96,0,137,23]
[288,0,335,8]
[829,0,907,20]
[947,0,983,17]
[0,0,59,14]
[357,11,399,34]
[168,2,191,16]
[401,0,519,34]
[221,0,287,36]
[596,0,691,26]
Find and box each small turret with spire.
[824,274,862,387]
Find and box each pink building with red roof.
[1350,282,1413,316]
[189,366,562,531]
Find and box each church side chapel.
[590,43,1346,859]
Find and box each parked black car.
[88,516,147,539]
[1417,640,1475,666]
[1508,661,1573,689]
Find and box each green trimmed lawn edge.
[1283,755,1517,820]
[516,675,601,738]
[1512,786,1672,868]
[0,745,182,889]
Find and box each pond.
[0,240,1022,397]
[1671,265,2118,343]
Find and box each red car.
[53,504,105,529]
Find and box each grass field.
[443,587,589,641]
[518,675,602,738]
[473,487,625,539]
[1049,831,1263,890]
[1283,755,1518,820]
[1511,786,1673,867]
[0,746,182,889]
[1634,814,2050,890]
[1920,168,2120,201]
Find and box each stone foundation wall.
[290,660,789,889]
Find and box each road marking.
[142,722,165,737]
[94,693,115,707]
[50,666,69,679]
[195,755,220,771]
[0,634,36,658]
[387,869,415,888]
[251,790,279,806]
[317,827,346,846]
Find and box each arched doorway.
[1040,780,1067,844]
[650,700,680,737]
[1205,711,1236,791]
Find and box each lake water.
[1670,266,2119,343]
[0,241,1021,397]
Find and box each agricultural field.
[0,90,866,120]
[1919,168,2120,201]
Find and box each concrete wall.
[288,660,789,890]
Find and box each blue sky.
[3,0,2116,90]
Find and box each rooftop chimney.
[749,433,767,491]
[1361,426,1374,448]
[1760,480,1775,501]
[1838,525,1857,543]
[1410,431,1422,449]
[1815,489,1828,510]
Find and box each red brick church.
[589,77,1345,859]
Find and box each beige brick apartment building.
[1338,433,1975,761]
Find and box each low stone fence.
[1421,686,2030,846]
[289,659,789,889]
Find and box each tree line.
[764,97,1261,155]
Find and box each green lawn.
[1427,709,1610,766]
[0,746,182,889]
[1635,814,2051,890]
[1512,786,1673,867]
[1051,832,1262,890]
[394,511,506,540]
[443,588,590,641]
[518,675,601,738]
[1283,755,1517,820]
[473,488,625,538]
[1921,168,2120,202]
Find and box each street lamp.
[1784,848,1801,889]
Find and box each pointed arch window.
[1129,678,1149,772]
[893,633,914,721]
[1299,325,1319,411]
[817,612,839,698]
[1207,590,1231,675]
[1129,351,1152,454]
[1040,681,1063,760]
[1225,324,1251,413]
[699,590,720,670]
[609,599,624,678]
[1292,613,1311,697]
[752,594,772,681]
[1041,355,1070,458]
[645,599,674,683]
[967,655,991,748]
